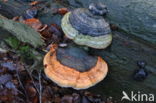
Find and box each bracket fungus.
[43,45,108,89]
[61,3,112,49]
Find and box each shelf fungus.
[43,45,108,89]
[61,3,112,49]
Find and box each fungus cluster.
[43,3,112,89]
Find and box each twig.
[24,67,40,95]
[38,70,42,103]
[16,69,28,101]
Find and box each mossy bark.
[66,0,156,46]
[89,32,156,101]
[0,0,29,18]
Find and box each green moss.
[5,37,20,49]
[19,46,37,65]
[5,37,36,64]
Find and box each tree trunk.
[89,31,156,101]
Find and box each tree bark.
[0,0,29,18]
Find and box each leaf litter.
[0,1,118,103]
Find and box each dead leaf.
[12,16,20,21]
[39,26,52,39]
[40,24,63,43]
[57,8,69,15]
[0,88,14,102]
[5,81,15,89]
[72,93,81,103]
[82,96,91,103]
[23,8,38,19]
[26,85,37,98]
[22,18,42,31]
[1,61,16,71]
[0,74,12,85]
[2,0,8,2]
[42,86,53,102]
[30,1,40,6]
[61,95,73,103]
[54,95,61,103]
